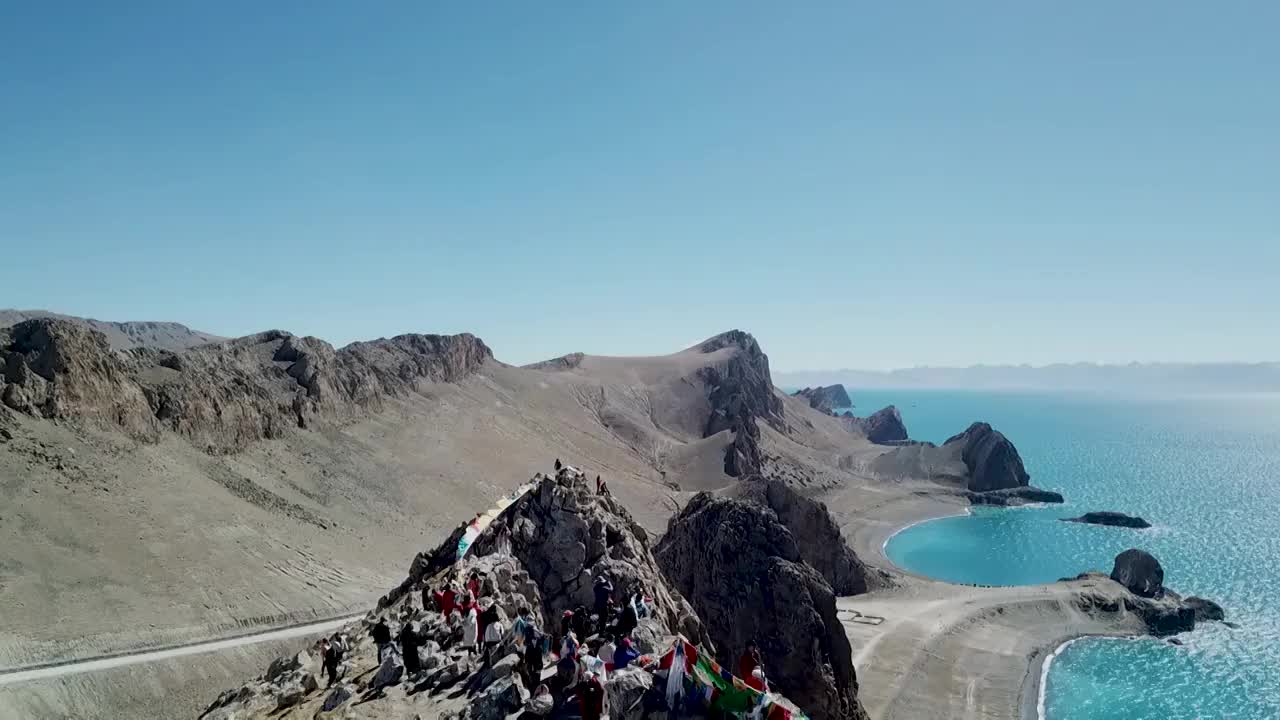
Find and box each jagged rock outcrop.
[1,319,160,440]
[735,479,869,595]
[381,466,705,645]
[1063,511,1152,529]
[964,487,1064,506]
[203,465,743,720]
[943,422,1030,491]
[1071,551,1226,638]
[656,492,869,720]
[1,318,492,452]
[697,330,783,479]
[841,405,908,444]
[1110,548,1164,598]
[792,384,852,414]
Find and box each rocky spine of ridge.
[943,421,1031,492]
[0,317,492,452]
[734,479,870,595]
[656,492,870,720]
[792,384,852,414]
[201,465,721,720]
[840,405,909,444]
[697,330,784,478]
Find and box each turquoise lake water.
[861,390,1280,719]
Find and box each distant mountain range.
[0,309,224,352]
[775,362,1280,393]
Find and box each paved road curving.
[0,614,363,687]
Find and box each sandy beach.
[827,482,1146,720]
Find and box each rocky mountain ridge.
[1,318,492,452]
[0,309,224,352]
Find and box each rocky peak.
[943,421,1030,491]
[792,384,852,414]
[656,492,869,720]
[841,405,909,444]
[696,330,783,479]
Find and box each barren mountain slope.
[0,325,881,671]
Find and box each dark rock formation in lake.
[965,486,1065,506]
[1073,550,1226,637]
[656,492,869,720]
[944,422,1030,491]
[1063,511,1152,529]
[1184,596,1226,622]
[1111,548,1165,598]
[793,384,852,414]
[841,405,909,444]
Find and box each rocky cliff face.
[735,479,869,595]
[841,405,908,444]
[656,492,869,720]
[1,318,492,452]
[792,384,852,414]
[943,422,1030,492]
[697,330,783,479]
[1,319,161,440]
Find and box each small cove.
[858,390,1280,719]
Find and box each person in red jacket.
[739,639,763,685]
[433,583,458,620]
[467,570,482,602]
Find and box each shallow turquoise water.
[864,390,1280,719]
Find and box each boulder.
[606,667,654,720]
[320,683,354,712]
[470,677,529,720]
[792,385,852,414]
[264,650,310,682]
[628,618,666,655]
[491,653,520,680]
[372,653,405,689]
[1062,512,1152,529]
[1111,549,1164,598]
[656,492,869,720]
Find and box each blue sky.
[2,2,1276,370]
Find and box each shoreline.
[831,483,1141,720]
